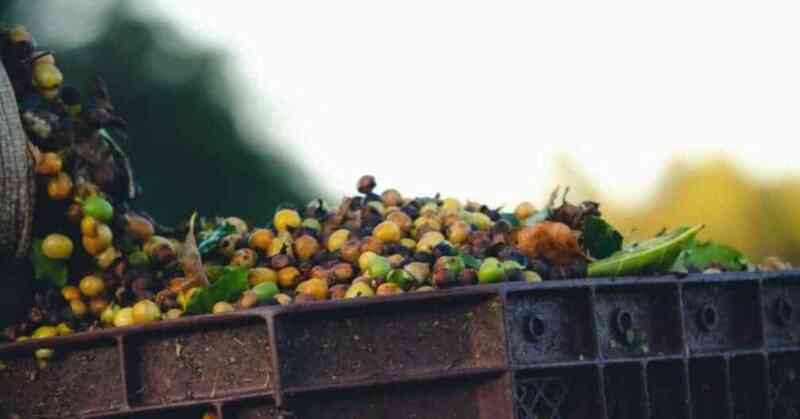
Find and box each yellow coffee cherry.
[212,302,235,314]
[83,224,113,256]
[35,152,62,175]
[96,246,120,270]
[81,216,99,237]
[416,231,446,253]
[32,325,58,339]
[358,251,379,272]
[56,322,74,336]
[70,299,88,319]
[441,198,461,213]
[32,63,63,90]
[386,211,412,232]
[419,202,439,217]
[277,266,301,289]
[268,232,290,257]
[79,275,105,298]
[524,271,543,283]
[132,300,161,325]
[373,221,402,243]
[327,229,350,253]
[248,267,278,286]
[61,286,81,301]
[296,277,329,301]
[164,308,183,320]
[447,221,471,245]
[42,233,73,259]
[124,214,155,242]
[275,293,293,305]
[381,189,403,207]
[230,248,258,268]
[101,304,118,326]
[515,201,537,221]
[293,234,320,261]
[47,172,72,201]
[345,281,375,298]
[273,209,301,232]
[400,238,417,249]
[470,212,493,230]
[248,228,274,253]
[113,307,135,327]
[376,282,404,296]
[7,25,32,43]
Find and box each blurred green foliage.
[1,0,320,226]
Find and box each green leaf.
[458,252,481,270]
[588,225,704,277]
[185,267,249,314]
[29,239,68,288]
[197,222,236,255]
[581,216,623,259]
[670,240,751,273]
[204,264,226,283]
[498,212,520,227]
[386,269,413,290]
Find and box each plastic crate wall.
[0,270,798,419]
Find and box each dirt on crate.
[0,341,124,418]
[128,320,272,406]
[227,399,280,419]
[276,296,505,388]
[287,374,511,419]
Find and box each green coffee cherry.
[252,281,279,301]
[478,257,505,283]
[386,269,413,290]
[83,196,114,223]
[502,260,525,271]
[368,255,391,279]
[127,251,150,268]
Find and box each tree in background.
[1,0,321,226]
[556,157,800,264]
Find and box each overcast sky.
[134,0,800,207]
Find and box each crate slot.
[647,360,689,419]
[0,338,124,418]
[274,295,506,388]
[764,280,800,349]
[223,396,280,419]
[595,284,683,359]
[89,403,215,418]
[730,354,768,419]
[506,288,596,366]
[125,317,273,406]
[285,373,512,419]
[683,282,763,353]
[515,366,602,419]
[769,351,800,419]
[689,357,731,419]
[603,363,645,419]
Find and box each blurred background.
[2,0,799,263]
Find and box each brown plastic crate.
[1,271,799,419]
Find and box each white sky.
[134,0,799,207]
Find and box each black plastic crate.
[1,271,800,418]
